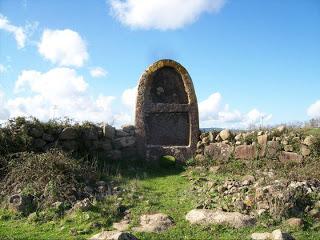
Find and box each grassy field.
[1,164,320,240]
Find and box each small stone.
[304,136,316,146]
[284,145,293,152]
[277,126,286,133]
[300,145,311,156]
[89,231,138,240]
[309,208,320,219]
[271,229,294,240]
[285,218,303,228]
[251,232,272,240]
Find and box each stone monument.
[135,59,199,162]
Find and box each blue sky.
[0,0,320,128]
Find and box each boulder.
[271,229,294,240]
[60,140,78,151]
[89,231,138,240]
[29,127,44,138]
[122,125,135,135]
[115,130,130,137]
[9,194,36,215]
[251,232,272,240]
[186,209,256,228]
[32,138,46,149]
[103,124,115,139]
[59,127,77,140]
[258,134,268,157]
[303,136,316,146]
[285,218,303,228]
[300,145,311,156]
[133,213,174,233]
[234,145,256,160]
[42,133,54,142]
[114,136,136,149]
[72,198,92,212]
[235,133,242,141]
[219,129,231,141]
[279,151,303,164]
[266,141,281,158]
[83,127,99,140]
[204,143,233,162]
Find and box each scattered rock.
[72,198,92,212]
[285,218,303,228]
[300,145,311,156]
[303,136,316,146]
[113,220,130,231]
[186,209,256,228]
[277,126,286,134]
[251,232,272,240]
[279,151,303,164]
[59,127,77,140]
[89,231,138,240]
[133,213,174,233]
[219,129,231,141]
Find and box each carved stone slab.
[135,59,199,162]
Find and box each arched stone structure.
[135,59,199,162]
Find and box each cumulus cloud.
[8,67,119,124]
[90,67,108,78]
[38,29,88,67]
[0,14,26,48]
[109,0,226,30]
[307,100,320,118]
[199,92,272,128]
[0,64,7,73]
[0,89,10,121]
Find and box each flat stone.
[234,145,256,160]
[89,231,138,240]
[279,151,303,163]
[285,218,303,228]
[186,209,256,228]
[251,232,272,240]
[133,213,174,233]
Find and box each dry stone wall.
[195,126,318,163]
[24,123,137,161]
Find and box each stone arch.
[135,59,199,162]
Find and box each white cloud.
[0,64,7,73]
[0,14,26,48]
[90,67,108,78]
[199,92,272,128]
[109,0,226,30]
[307,100,320,118]
[0,89,10,121]
[8,67,118,124]
[38,29,88,67]
[121,85,137,108]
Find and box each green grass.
[1,165,320,240]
